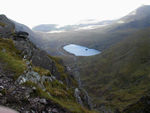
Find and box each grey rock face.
[81,88,93,109]
[0,61,70,113]
[74,88,83,106]
[0,14,94,112]
[12,18,42,47]
[39,99,47,104]
[0,14,72,86]
[17,71,41,84]
[74,88,93,109]
[14,37,59,78]
[31,49,55,73]
[2,48,6,53]
[0,15,15,38]
[17,70,56,90]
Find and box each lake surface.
[63,44,101,56]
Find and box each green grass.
[24,81,97,113]
[0,38,96,112]
[33,66,52,76]
[75,28,150,111]
[49,55,78,87]
[0,22,6,27]
[0,38,26,79]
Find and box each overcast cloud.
[1,0,150,28]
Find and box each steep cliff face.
[0,15,15,37]
[0,15,95,113]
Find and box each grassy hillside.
[0,38,96,113]
[33,6,150,57]
[35,28,138,56]
[0,38,27,79]
[77,28,150,111]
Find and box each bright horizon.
[1,0,150,28]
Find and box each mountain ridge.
[0,14,96,113]
[32,20,115,32]
[78,27,150,112]
[32,5,150,57]
[30,5,150,112]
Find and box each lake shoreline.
[63,44,101,56]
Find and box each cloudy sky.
[1,0,150,28]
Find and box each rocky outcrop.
[12,18,43,48]
[12,30,61,77]
[74,88,93,109]
[0,65,70,113]
[0,15,94,113]
[31,50,57,75]
[74,88,83,106]
[13,31,29,40]
[0,14,15,38]
[13,34,67,85]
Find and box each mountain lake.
[63,44,101,56]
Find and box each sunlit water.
[63,44,101,56]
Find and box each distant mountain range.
[1,4,150,113]
[32,20,115,32]
[110,5,150,31]
[66,5,150,112]
[33,5,150,56]
[32,5,150,33]
[31,5,150,112]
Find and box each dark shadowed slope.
[78,27,150,111]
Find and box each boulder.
[13,31,29,40]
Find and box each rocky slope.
[24,5,150,113]
[0,15,95,113]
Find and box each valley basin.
[63,44,101,56]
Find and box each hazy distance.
[1,0,150,28]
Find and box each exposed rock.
[31,49,55,74]
[14,31,29,39]
[74,87,93,109]
[7,86,15,93]
[0,14,15,38]
[0,86,4,90]
[2,48,6,53]
[0,14,93,113]
[39,99,47,105]
[17,70,56,90]
[52,108,59,113]
[81,88,93,109]
[74,88,83,106]
[13,35,60,80]
[0,66,70,113]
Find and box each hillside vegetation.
[0,38,27,79]
[78,28,150,111]
[0,37,97,113]
[0,14,97,112]
[33,5,150,57]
